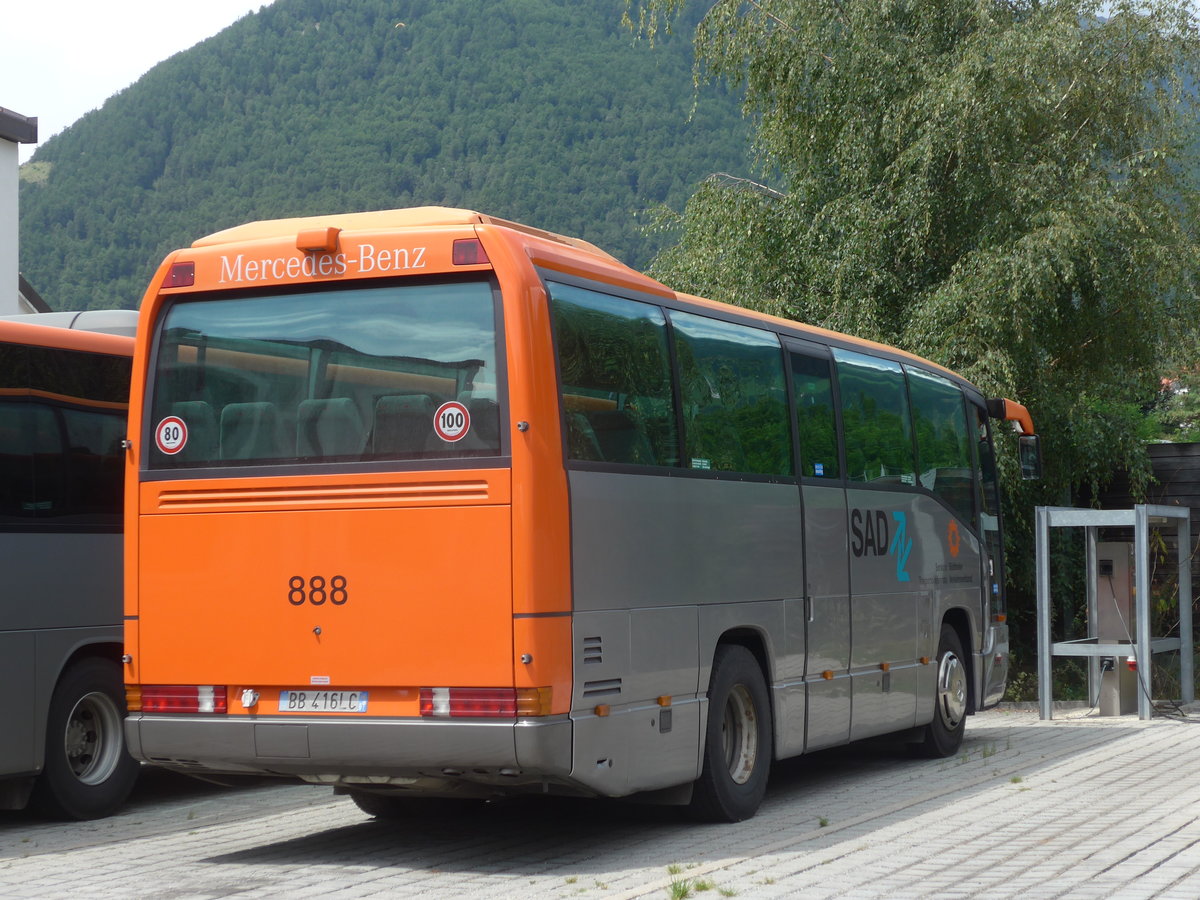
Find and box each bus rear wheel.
[32,658,139,820]
[688,644,771,823]
[915,624,968,758]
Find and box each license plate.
[277,690,369,712]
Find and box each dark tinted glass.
[673,312,791,476]
[790,351,840,479]
[908,366,972,520]
[0,344,130,526]
[835,349,915,485]
[149,281,502,468]
[550,282,677,467]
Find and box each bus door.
[787,343,852,751]
[973,403,1008,706]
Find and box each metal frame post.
[1037,506,1053,719]
[1134,505,1153,721]
[1178,512,1194,705]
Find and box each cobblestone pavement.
[2,707,1199,899]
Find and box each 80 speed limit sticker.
[433,401,471,442]
[155,416,188,455]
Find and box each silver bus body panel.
[567,470,804,769]
[1,532,122,778]
[566,470,988,778]
[127,715,574,782]
[568,698,703,796]
[979,622,1010,707]
[802,482,853,751]
[567,471,804,613]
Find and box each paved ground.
[1,707,1199,898]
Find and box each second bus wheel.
[689,644,772,823]
[915,624,969,758]
[31,657,140,820]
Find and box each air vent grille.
[582,678,622,697]
[582,635,603,665]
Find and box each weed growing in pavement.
[668,877,693,899]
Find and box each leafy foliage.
[627,0,1200,519]
[19,0,749,311]
[627,0,1200,684]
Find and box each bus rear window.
[148,281,502,469]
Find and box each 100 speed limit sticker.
[433,401,471,442]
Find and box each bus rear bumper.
[125,714,574,786]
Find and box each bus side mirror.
[1019,434,1042,480]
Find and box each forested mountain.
[18,0,749,311]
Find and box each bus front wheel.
[915,624,968,758]
[32,658,139,820]
[689,644,771,822]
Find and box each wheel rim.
[935,650,967,731]
[63,691,123,785]
[720,684,759,785]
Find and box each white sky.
[4,1,271,164]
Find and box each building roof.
[0,107,37,144]
[17,274,52,313]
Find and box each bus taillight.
[419,687,552,718]
[139,685,228,714]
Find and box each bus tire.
[916,624,968,759]
[348,791,482,820]
[31,657,139,820]
[688,644,771,823]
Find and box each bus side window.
[907,367,973,522]
[834,349,915,486]
[671,311,792,476]
[0,341,32,521]
[789,351,840,479]
[548,282,677,468]
[20,345,130,523]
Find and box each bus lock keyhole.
[313,626,322,637]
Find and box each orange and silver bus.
[0,311,140,819]
[122,208,1039,822]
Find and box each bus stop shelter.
[1035,504,1194,720]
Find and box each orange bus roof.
[186,205,979,398]
[192,206,620,262]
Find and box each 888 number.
[288,575,349,606]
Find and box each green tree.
[628,0,1198,505]
[626,0,1200,687]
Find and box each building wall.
[0,137,17,315]
[1099,442,1200,599]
